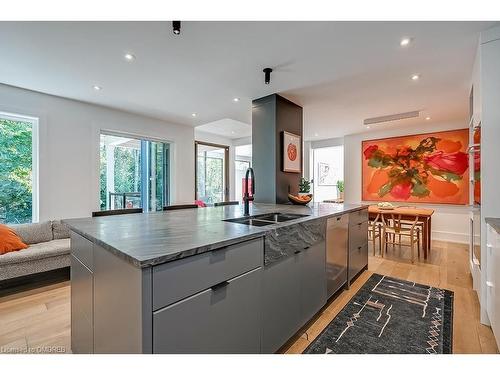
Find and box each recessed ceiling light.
[411,74,420,81]
[233,97,240,102]
[93,85,102,91]
[314,133,319,137]
[366,125,371,129]
[400,37,412,47]
[425,116,431,121]
[124,53,135,61]
[231,131,236,134]
[191,113,197,117]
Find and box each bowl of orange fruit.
[288,193,313,205]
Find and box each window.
[99,133,170,212]
[195,142,229,204]
[235,144,252,202]
[0,112,38,224]
[312,145,344,202]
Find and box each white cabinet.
[486,224,500,349]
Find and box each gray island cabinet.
[65,203,368,354]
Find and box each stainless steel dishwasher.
[326,214,349,298]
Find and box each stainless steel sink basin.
[223,212,309,226]
[254,213,309,222]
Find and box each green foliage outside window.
[99,141,141,210]
[197,155,224,203]
[0,118,33,224]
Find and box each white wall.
[343,120,471,244]
[0,83,195,221]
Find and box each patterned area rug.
[304,273,453,354]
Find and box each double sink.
[223,212,309,227]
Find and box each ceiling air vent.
[364,110,420,125]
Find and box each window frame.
[99,130,172,212]
[194,141,230,203]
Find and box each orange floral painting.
[362,129,469,204]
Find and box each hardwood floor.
[0,240,497,354]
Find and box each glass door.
[195,141,229,204]
[100,133,170,212]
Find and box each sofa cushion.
[0,238,70,265]
[52,220,70,240]
[0,224,28,255]
[10,221,53,245]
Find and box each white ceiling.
[196,118,251,139]
[0,21,496,140]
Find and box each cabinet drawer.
[349,209,368,226]
[328,214,349,229]
[349,220,368,250]
[349,243,368,283]
[71,232,94,271]
[153,238,263,310]
[153,267,262,353]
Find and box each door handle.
[211,280,229,291]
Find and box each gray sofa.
[0,220,70,281]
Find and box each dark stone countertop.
[63,202,367,268]
[486,217,500,234]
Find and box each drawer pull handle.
[211,280,229,291]
[294,250,302,254]
[358,246,362,250]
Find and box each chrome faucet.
[243,167,255,216]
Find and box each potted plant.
[298,178,312,197]
[336,180,345,200]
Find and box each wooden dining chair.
[92,208,143,217]
[380,213,420,263]
[213,201,239,207]
[163,204,199,211]
[396,205,424,247]
[368,213,382,256]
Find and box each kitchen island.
[64,202,368,353]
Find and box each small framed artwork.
[318,162,336,186]
[282,131,301,173]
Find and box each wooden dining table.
[368,205,435,259]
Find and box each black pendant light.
[263,68,272,84]
[172,21,181,35]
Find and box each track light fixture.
[263,68,273,84]
[172,21,181,35]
